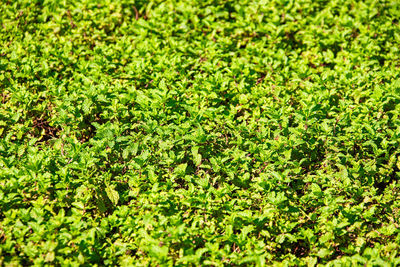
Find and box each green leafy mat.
[1,0,400,265]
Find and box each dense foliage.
[1,0,400,265]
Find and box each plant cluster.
[1,0,400,265]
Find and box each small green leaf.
[105,185,119,206]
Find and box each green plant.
[1,0,400,265]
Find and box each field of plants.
[1,0,400,265]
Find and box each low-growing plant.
[1,0,400,265]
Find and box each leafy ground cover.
[1,0,400,265]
